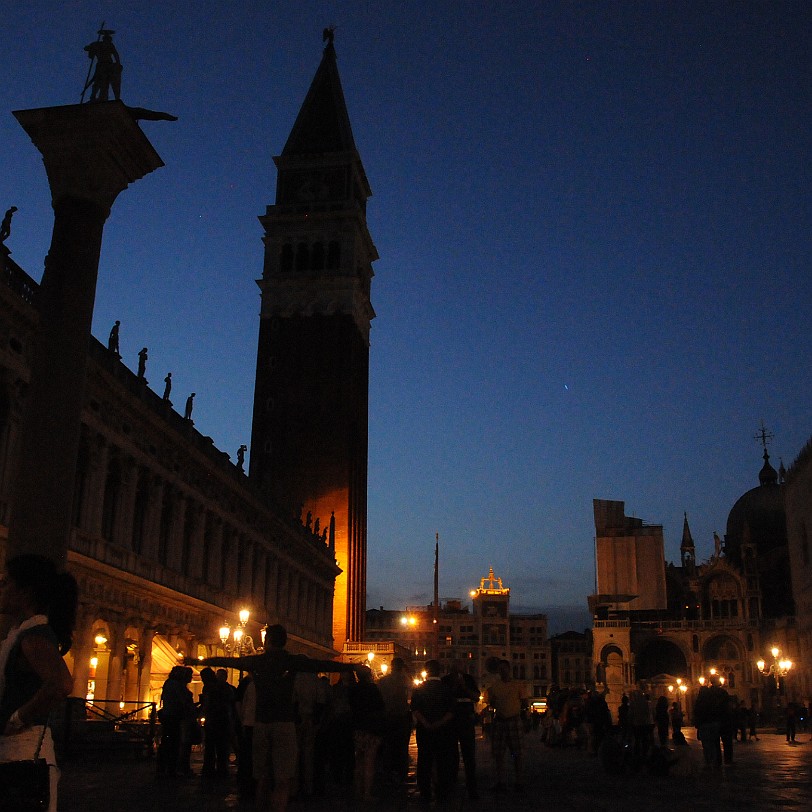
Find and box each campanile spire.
[249,36,376,647]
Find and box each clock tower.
[250,39,376,647]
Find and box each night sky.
[1,3,810,633]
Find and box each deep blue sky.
[2,3,810,633]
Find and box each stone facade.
[364,568,551,700]
[0,42,372,708]
[785,437,812,704]
[590,483,799,722]
[0,250,340,706]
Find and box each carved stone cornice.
[13,101,163,214]
[258,274,374,343]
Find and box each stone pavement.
[58,727,812,812]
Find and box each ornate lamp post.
[697,667,726,687]
[217,608,264,680]
[757,647,793,688]
[668,678,689,707]
[757,646,793,725]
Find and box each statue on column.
[0,206,17,244]
[83,28,122,102]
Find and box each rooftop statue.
[82,28,122,102]
[0,206,17,244]
[137,347,148,379]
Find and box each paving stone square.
[58,727,811,811]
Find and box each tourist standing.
[348,666,386,802]
[628,687,653,762]
[442,660,481,800]
[191,624,360,812]
[199,667,233,778]
[693,676,729,769]
[0,554,78,812]
[654,695,670,746]
[157,665,194,777]
[484,659,527,791]
[669,701,684,742]
[411,659,456,805]
[377,656,412,789]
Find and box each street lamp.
[756,647,793,688]
[698,667,725,687]
[217,608,263,680]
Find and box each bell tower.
[249,37,376,647]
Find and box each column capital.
[13,100,164,213]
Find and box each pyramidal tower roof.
[282,41,358,157]
[680,512,695,550]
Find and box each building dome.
[724,448,790,618]
[726,450,785,559]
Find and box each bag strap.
[32,716,49,761]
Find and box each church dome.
[725,460,784,561]
[724,448,790,618]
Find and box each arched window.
[279,244,294,272]
[295,242,309,271]
[101,453,122,543]
[221,532,231,590]
[158,488,173,566]
[72,438,90,529]
[131,471,149,555]
[311,242,325,270]
[181,502,196,575]
[327,240,340,269]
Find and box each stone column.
[8,101,164,567]
[105,620,127,703]
[138,627,157,709]
[69,612,96,699]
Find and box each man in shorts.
[195,624,360,811]
[484,659,527,792]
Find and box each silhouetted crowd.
[154,640,807,810]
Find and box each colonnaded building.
[590,440,806,720]
[0,39,374,706]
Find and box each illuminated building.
[0,37,371,710]
[590,448,800,720]
[365,568,552,699]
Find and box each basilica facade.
[590,447,800,720]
